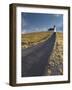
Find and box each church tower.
[54,25,56,32]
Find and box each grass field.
[21,31,52,48]
[47,32,63,75]
[21,31,63,76]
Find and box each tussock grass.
[21,32,52,48]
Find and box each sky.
[21,12,63,33]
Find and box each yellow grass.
[21,31,52,48]
[56,32,63,46]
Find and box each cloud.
[22,27,48,34]
[22,20,27,27]
[31,27,48,32]
[53,14,62,17]
[21,29,27,34]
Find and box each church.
[48,25,56,32]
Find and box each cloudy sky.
[21,12,63,33]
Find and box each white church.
[48,25,56,32]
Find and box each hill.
[21,32,63,76]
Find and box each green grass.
[21,31,52,48]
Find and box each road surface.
[22,32,56,77]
